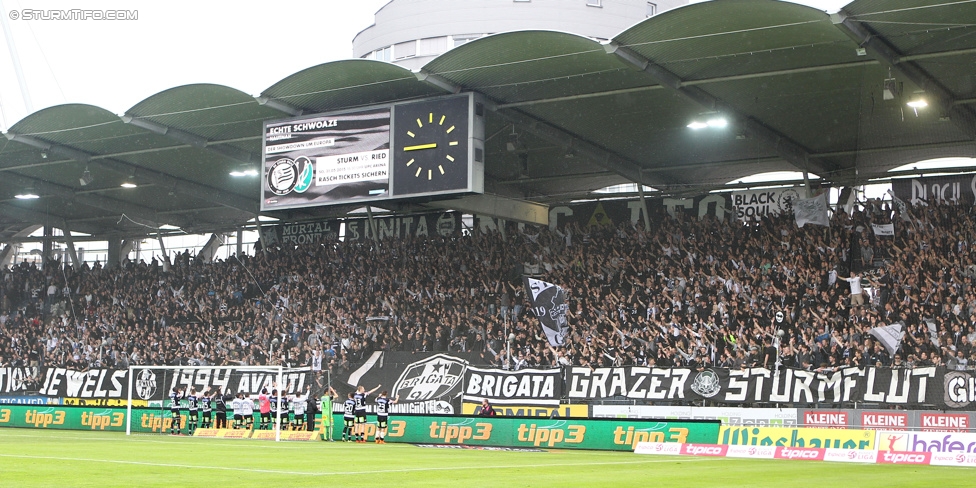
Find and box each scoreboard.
[261,93,484,211]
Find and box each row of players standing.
[167,385,318,435]
[341,384,398,443]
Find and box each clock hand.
[403,143,437,151]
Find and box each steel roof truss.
[5,132,257,214]
[831,10,976,140]
[121,115,259,165]
[604,42,832,178]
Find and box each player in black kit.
[354,384,381,443]
[169,387,184,435]
[341,393,355,442]
[374,391,399,444]
[200,388,214,428]
[186,388,200,435]
[269,389,280,431]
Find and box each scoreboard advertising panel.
[261,93,484,211]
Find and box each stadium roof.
[0,0,974,241]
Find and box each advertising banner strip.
[326,413,719,450]
[636,443,948,466]
[725,445,776,459]
[798,408,976,431]
[929,452,976,467]
[592,405,798,426]
[0,396,62,406]
[460,402,588,418]
[718,426,876,450]
[280,430,318,442]
[823,449,879,463]
[876,451,933,464]
[192,428,256,439]
[876,430,976,453]
[0,405,136,432]
[0,404,717,451]
[774,446,825,461]
[0,405,282,435]
[214,429,252,439]
[251,430,278,440]
[195,428,312,440]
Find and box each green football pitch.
[0,428,972,487]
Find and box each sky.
[0,0,850,131]
[0,0,390,130]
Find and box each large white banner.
[463,366,561,406]
[592,405,798,427]
[731,187,801,221]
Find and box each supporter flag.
[869,322,905,355]
[924,319,940,348]
[793,193,829,228]
[871,223,895,236]
[523,277,570,347]
[887,190,914,223]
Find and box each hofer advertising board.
[877,431,976,454]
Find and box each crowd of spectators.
[2,198,976,386]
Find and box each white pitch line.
[0,453,709,476]
[0,454,323,476]
[0,432,315,449]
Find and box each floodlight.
[706,118,728,128]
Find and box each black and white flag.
[869,322,905,355]
[887,189,913,223]
[871,223,895,236]
[524,277,570,347]
[794,193,830,228]
[925,319,940,348]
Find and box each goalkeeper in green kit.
[320,386,337,441]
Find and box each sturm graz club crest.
[691,369,722,398]
[135,369,157,400]
[267,157,299,196]
[393,353,467,402]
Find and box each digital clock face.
[392,96,470,197]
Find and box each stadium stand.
[2,197,974,393]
